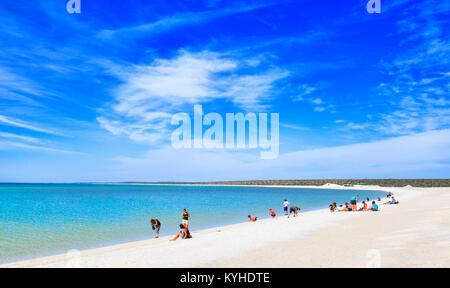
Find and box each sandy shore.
[2,185,449,268]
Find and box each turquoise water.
[0,184,385,263]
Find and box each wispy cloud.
[0,115,63,136]
[292,82,334,112]
[279,123,309,131]
[341,0,450,135]
[0,139,82,154]
[0,132,41,143]
[98,50,288,144]
[0,66,44,97]
[97,3,276,40]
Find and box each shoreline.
[2,184,449,268]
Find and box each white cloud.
[0,66,44,96]
[99,50,288,144]
[0,132,41,143]
[97,3,275,40]
[279,123,309,131]
[0,140,82,154]
[0,115,63,136]
[344,0,450,136]
[294,84,317,101]
[292,83,333,112]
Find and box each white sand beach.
[2,185,449,268]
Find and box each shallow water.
[0,184,385,263]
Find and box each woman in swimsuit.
[171,224,192,241]
[181,208,190,229]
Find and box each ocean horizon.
[0,183,385,264]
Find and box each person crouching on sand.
[269,209,276,218]
[248,215,257,222]
[289,206,301,217]
[181,208,190,229]
[150,218,161,238]
[171,224,192,241]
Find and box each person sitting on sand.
[359,201,368,211]
[269,209,276,218]
[368,201,379,211]
[384,197,399,205]
[338,202,352,212]
[171,224,192,241]
[329,202,337,212]
[150,218,161,238]
[289,206,301,217]
[248,215,257,222]
[377,197,382,202]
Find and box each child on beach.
[283,200,290,216]
[150,218,161,238]
[368,201,379,211]
[248,215,257,222]
[269,209,276,218]
[359,201,368,211]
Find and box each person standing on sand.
[150,218,161,238]
[350,194,358,211]
[181,208,190,229]
[283,199,290,216]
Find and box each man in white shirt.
[283,199,290,216]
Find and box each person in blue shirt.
[350,194,358,211]
[369,201,379,211]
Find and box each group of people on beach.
[248,199,301,222]
[329,192,399,212]
[150,208,192,241]
[150,192,398,240]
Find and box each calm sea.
[0,184,385,263]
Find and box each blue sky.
[0,0,449,182]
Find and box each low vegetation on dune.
[127,179,450,187]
